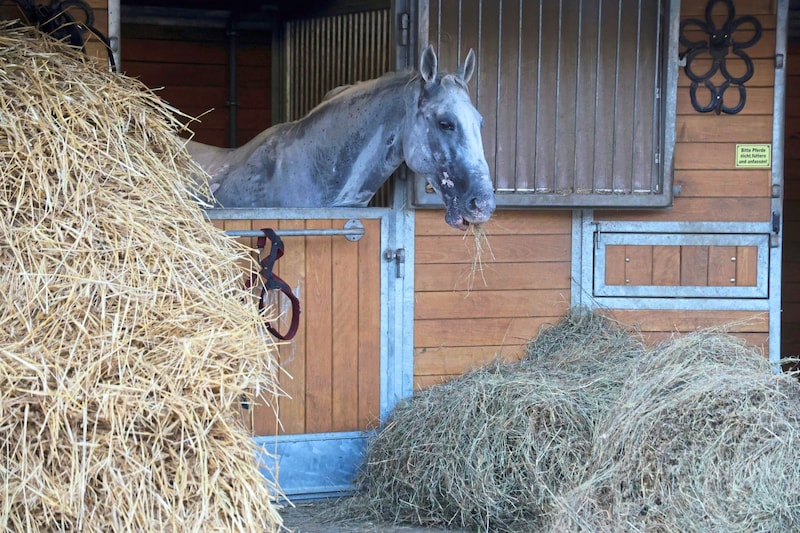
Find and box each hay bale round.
[551,331,800,532]
[349,310,645,531]
[0,23,283,531]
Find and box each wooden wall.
[414,210,572,387]
[0,0,109,65]
[413,1,777,388]
[595,0,774,353]
[121,22,271,147]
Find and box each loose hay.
[463,222,494,290]
[347,310,645,532]
[349,310,800,532]
[551,331,800,532]
[1,23,283,531]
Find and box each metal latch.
[385,247,405,278]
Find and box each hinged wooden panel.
[212,217,382,436]
[596,233,768,298]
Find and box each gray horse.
[187,46,495,230]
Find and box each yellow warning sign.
[735,144,771,168]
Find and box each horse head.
[403,46,496,230]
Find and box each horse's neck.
[303,72,412,205]
[185,139,231,177]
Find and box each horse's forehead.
[424,84,477,115]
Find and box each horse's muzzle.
[445,186,496,230]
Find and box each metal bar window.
[415,0,679,209]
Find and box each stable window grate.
[415,0,679,209]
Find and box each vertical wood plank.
[605,245,627,285]
[625,245,653,286]
[478,0,500,185]
[736,246,759,286]
[555,1,579,192]
[357,219,382,430]
[495,0,521,190]
[534,0,560,190]
[574,0,600,192]
[631,0,659,191]
[514,0,541,190]
[331,226,361,432]
[681,246,710,286]
[592,0,620,191]
[275,219,307,435]
[303,219,333,434]
[249,219,280,437]
[652,245,681,286]
[708,246,736,286]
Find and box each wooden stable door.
[212,217,382,436]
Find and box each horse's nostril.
[469,197,480,211]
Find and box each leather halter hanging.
[250,228,301,341]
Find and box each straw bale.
[551,331,800,532]
[0,23,283,531]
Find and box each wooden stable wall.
[595,0,774,351]
[0,0,109,64]
[414,210,572,386]
[413,0,777,387]
[121,20,271,147]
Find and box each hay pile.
[351,310,800,532]
[1,23,283,531]
[551,331,800,532]
[349,311,645,531]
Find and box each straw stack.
[0,23,283,531]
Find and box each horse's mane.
[310,68,469,118]
[307,70,415,114]
[322,84,351,101]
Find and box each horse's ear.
[459,49,476,83]
[420,45,438,82]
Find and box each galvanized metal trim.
[594,232,770,299]
[255,430,371,499]
[772,0,789,370]
[204,207,390,220]
[578,212,772,312]
[224,227,364,239]
[594,220,773,235]
[585,297,770,312]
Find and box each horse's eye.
[438,120,455,131]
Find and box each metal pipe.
[107,0,121,70]
[225,228,364,238]
[227,19,239,147]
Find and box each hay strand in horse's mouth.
[464,223,495,290]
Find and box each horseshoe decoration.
[679,0,761,115]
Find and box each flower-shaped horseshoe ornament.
[679,0,761,114]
